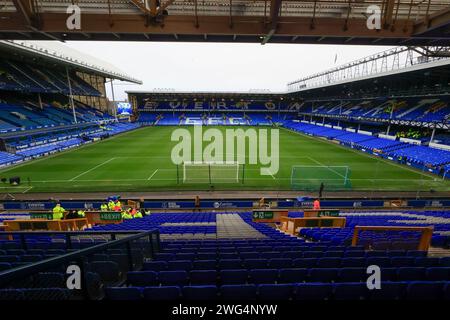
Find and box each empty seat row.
[106,281,450,300]
[145,257,448,270]
[0,288,70,300]
[128,267,450,286]
[156,250,427,260]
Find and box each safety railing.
[0,229,160,299]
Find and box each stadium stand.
[2,210,449,300]
[282,121,450,177]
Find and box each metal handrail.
[0,229,160,289]
[0,230,155,250]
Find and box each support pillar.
[110,79,118,122]
[430,126,436,143]
[66,67,77,124]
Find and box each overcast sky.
[65,41,393,101]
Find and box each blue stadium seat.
[158,271,189,286]
[168,260,193,271]
[369,282,406,300]
[316,258,341,268]
[268,258,292,269]
[23,288,70,300]
[294,283,332,300]
[278,268,308,284]
[397,267,425,281]
[127,271,159,286]
[391,257,416,267]
[366,251,387,257]
[283,251,303,259]
[220,269,248,285]
[155,253,175,261]
[333,283,369,300]
[193,260,217,270]
[239,252,259,260]
[0,255,19,263]
[143,261,168,271]
[387,250,406,257]
[366,257,391,268]
[90,261,122,286]
[292,258,317,268]
[249,269,278,284]
[344,251,365,257]
[381,268,398,281]
[198,253,217,260]
[176,253,196,260]
[220,284,257,300]
[414,257,440,267]
[337,268,367,282]
[308,268,338,282]
[34,272,66,288]
[441,257,450,267]
[406,281,445,300]
[244,259,267,269]
[323,251,344,258]
[425,267,450,281]
[143,286,181,300]
[258,284,293,300]
[341,258,366,267]
[303,251,323,258]
[260,252,283,259]
[0,289,25,300]
[190,270,217,285]
[0,263,11,271]
[406,251,427,257]
[218,259,243,270]
[183,286,218,300]
[106,287,142,300]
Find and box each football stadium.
[0,0,450,308]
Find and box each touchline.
[170,125,279,176]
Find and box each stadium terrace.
[0,24,450,307]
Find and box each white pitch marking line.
[69,157,116,181]
[22,186,33,193]
[307,156,347,178]
[147,169,159,181]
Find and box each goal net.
[290,165,352,191]
[180,161,244,184]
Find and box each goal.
[290,165,352,191]
[179,161,244,184]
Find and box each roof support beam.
[261,0,282,44]
[382,0,396,28]
[157,0,176,15]
[0,13,418,39]
[414,7,450,34]
[12,0,35,26]
[129,0,151,15]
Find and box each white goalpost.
[181,161,243,184]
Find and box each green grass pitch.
[0,126,448,193]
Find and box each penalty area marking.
[69,157,116,181]
[306,156,347,178]
[147,169,159,181]
[22,186,33,193]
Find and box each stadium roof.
[0,40,142,84]
[1,1,449,45]
[288,46,450,92]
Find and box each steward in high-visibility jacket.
[108,200,115,211]
[114,200,122,212]
[77,210,86,218]
[121,211,133,219]
[134,211,143,218]
[52,204,66,220]
[100,203,108,211]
